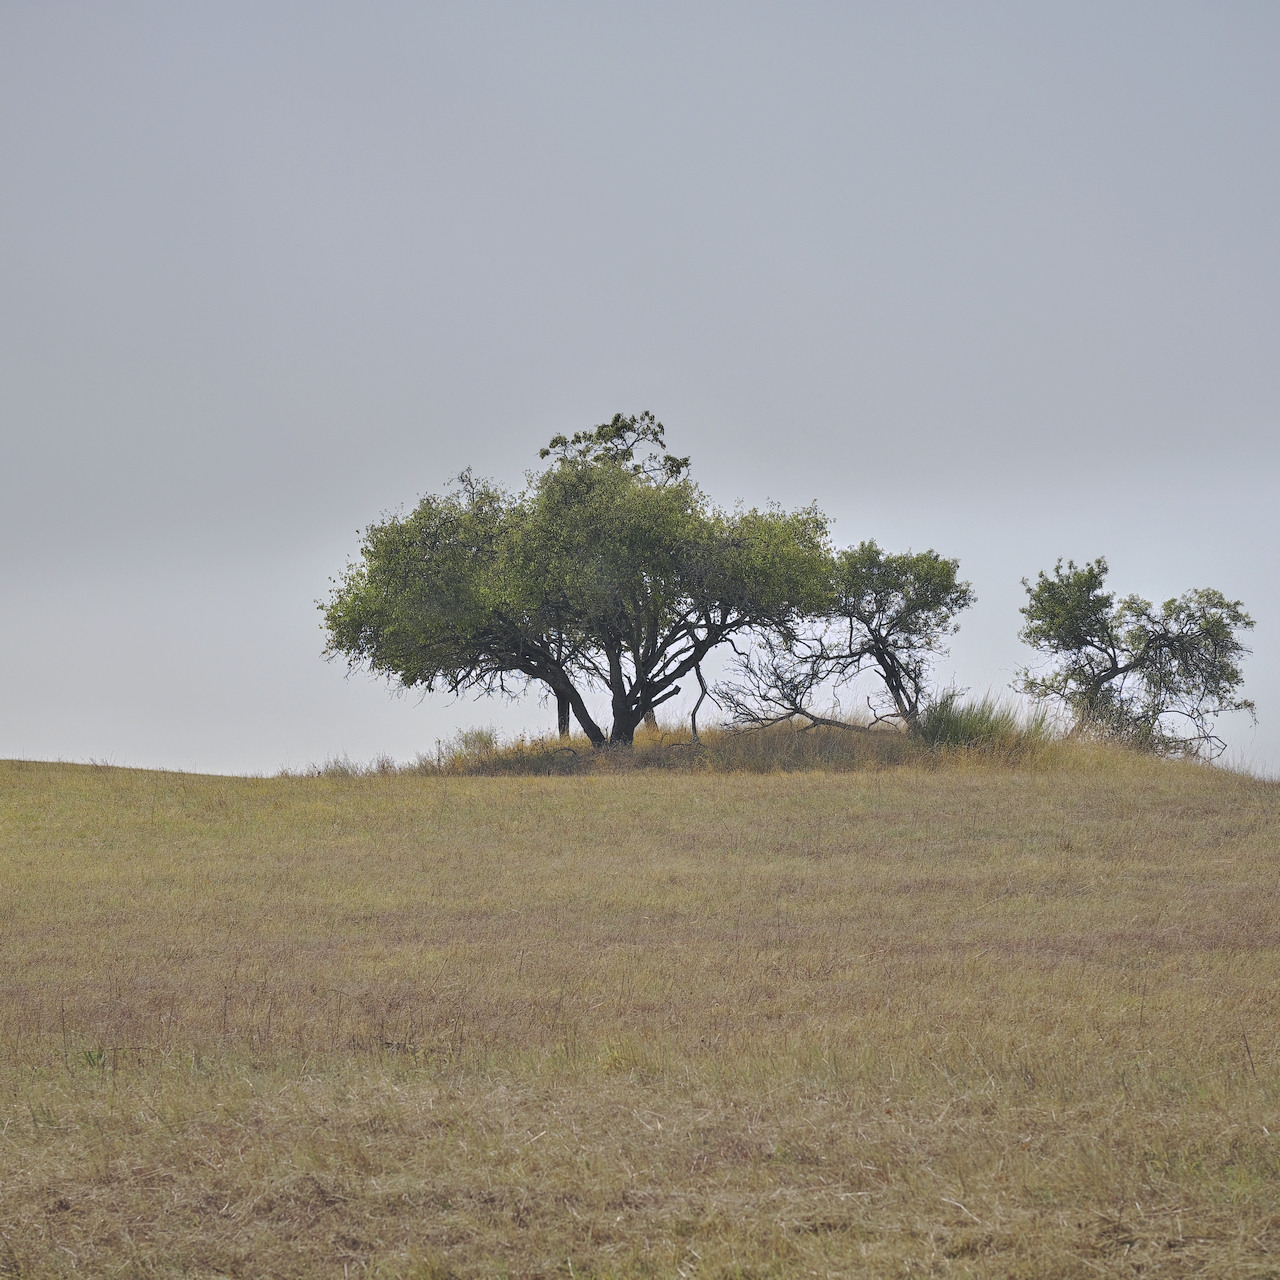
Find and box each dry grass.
[307,716,1055,779]
[1,745,1279,1277]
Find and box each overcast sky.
[2,2,1277,775]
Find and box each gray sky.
[3,2,1277,775]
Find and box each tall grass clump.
[914,691,1056,758]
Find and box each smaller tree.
[1017,557,1255,757]
[717,542,975,730]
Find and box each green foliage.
[323,415,831,746]
[538,409,690,481]
[1018,558,1255,757]
[321,469,595,732]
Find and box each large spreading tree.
[323,414,832,746]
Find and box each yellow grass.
[1,747,1278,1277]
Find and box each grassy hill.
[1,747,1278,1277]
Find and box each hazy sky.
[3,2,1277,775]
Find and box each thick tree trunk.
[606,650,638,746]
[603,649,685,747]
[609,718,639,746]
[609,699,643,746]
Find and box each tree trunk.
[690,663,708,743]
[608,711,638,745]
[569,697,607,748]
[606,650,638,746]
[609,705,642,746]
[550,676,606,748]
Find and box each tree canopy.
[1017,557,1255,757]
[323,414,831,746]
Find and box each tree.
[322,414,832,746]
[1017,557,1255,757]
[716,542,975,730]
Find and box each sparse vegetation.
[2,745,1279,1277]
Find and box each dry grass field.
[1,742,1279,1277]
